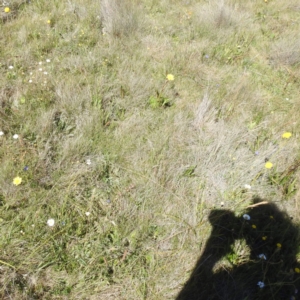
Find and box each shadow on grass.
[176,198,300,300]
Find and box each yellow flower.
[282,132,292,139]
[262,236,267,240]
[265,161,273,169]
[166,74,174,81]
[276,243,282,248]
[252,225,257,229]
[295,268,300,273]
[4,7,10,13]
[47,20,51,24]
[13,176,22,186]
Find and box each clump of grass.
[270,35,300,66]
[100,0,140,37]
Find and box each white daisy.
[47,218,55,227]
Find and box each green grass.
[1,0,300,299]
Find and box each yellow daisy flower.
[13,176,22,186]
[166,74,174,81]
[252,225,257,229]
[276,243,282,248]
[4,7,10,13]
[265,162,273,169]
[282,132,292,139]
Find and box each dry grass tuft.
[100,0,140,37]
[270,35,300,66]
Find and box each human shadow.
[176,198,300,300]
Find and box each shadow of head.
[206,210,240,252]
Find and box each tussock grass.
[1,0,300,299]
[270,35,300,67]
[100,0,141,37]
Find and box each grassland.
[1,0,300,299]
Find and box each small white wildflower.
[0,131,4,136]
[244,184,252,190]
[86,159,91,165]
[38,68,43,71]
[38,61,42,65]
[13,134,19,139]
[8,65,14,69]
[29,72,33,75]
[43,71,48,75]
[47,218,55,227]
[29,79,33,83]
[257,281,265,288]
[243,214,251,221]
[46,59,51,63]
[258,254,267,260]
[85,212,91,216]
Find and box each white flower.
[86,159,91,165]
[258,254,267,260]
[29,79,33,83]
[85,212,91,216]
[46,59,51,63]
[47,218,55,227]
[43,71,48,75]
[0,131,4,136]
[38,61,42,65]
[244,184,252,190]
[38,68,43,71]
[13,134,19,139]
[8,65,13,69]
[243,214,251,220]
[257,281,265,288]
